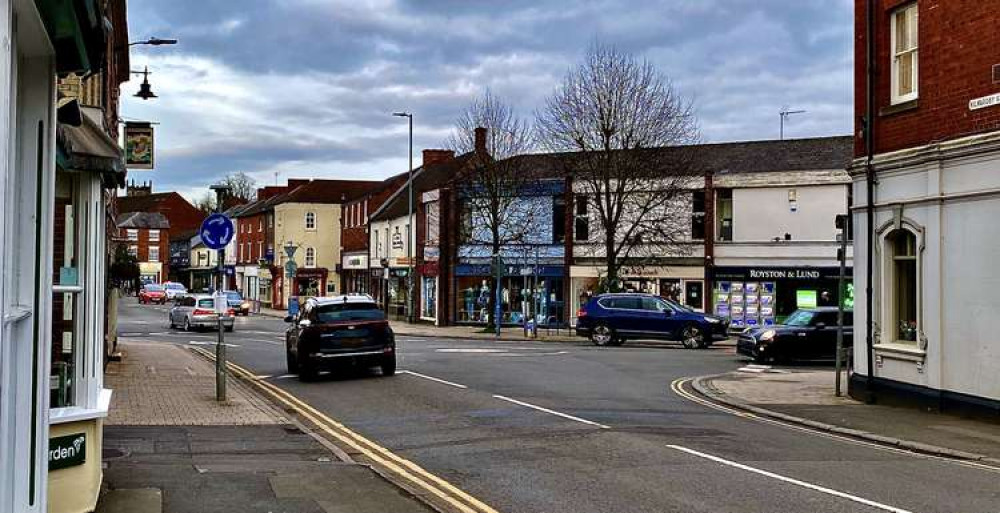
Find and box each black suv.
[737,307,853,363]
[284,296,395,381]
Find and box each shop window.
[422,276,437,319]
[149,246,160,262]
[691,191,705,240]
[553,196,566,243]
[51,172,83,408]
[716,189,733,241]
[888,229,918,342]
[305,247,316,268]
[574,195,590,242]
[305,211,316,230]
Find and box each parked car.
[737,307,853,363]
[284,295,395,381]
[575,293,727,347]
[168,294,235,332]
[223,290,252,315]
[138,284,167,304]
[162,282,188,300]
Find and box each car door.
[640,297,674,339]
[287,304,308,357]
[607,297,642,335]
[807,311,839,360]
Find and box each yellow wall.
[48,419,103,513]
[274,202,343,294]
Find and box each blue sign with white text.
[199,214,235,250]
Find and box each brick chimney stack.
[422,149,455,167]
[474,127,487,155]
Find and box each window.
[574,195,590,242]
[128,245,138,258]
[305,247,316,267]
[716,189,733,241]
[126,228,138,241]
[425,201,440,245]
[149,229,160,242]
[888,229,918,342]
[305,211,316,230]
[691,191,705,240]
[148,246,160,262]
[258,242,263,261]
[258,219,263,232]
[553,196,566,243]
[891,3,918,104]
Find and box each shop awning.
[57,103,126,187]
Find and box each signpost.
[835,214,849,397]
[200,205,234,402]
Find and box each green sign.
[797,290,818,309]
[49,433,86,471]
[842,283,855,309]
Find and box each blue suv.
[575,293,727,348]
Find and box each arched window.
[305,247,316,268]
[888,229,918,342]
[305,212,316,230]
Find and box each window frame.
[126,228,138,242]
[574,195,590,242]
[148,229,160,242]
[305,247,316,268]
[148,246,160,263]
[304,211,316,230]
[890,3,919,105]
[881,227,921,346]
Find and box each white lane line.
[273,374,297,380]
[492,394,610,429]
[187,341,240,348]
[497,351,568,357]
[400,370,468,389]
[435,348,507,353]
[666,445,913,513]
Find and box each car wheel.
[590,324,616,347]
[680,324,704,349]
[298,356,318,382]
[380,355,396,376]
[183,318,192,332]
[286,348,299,373]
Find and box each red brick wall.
[855,0,1000,157]
[236,213,269,264]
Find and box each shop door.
[685,281,704,310]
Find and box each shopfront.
[455,264,566,326]
[569,265,705,325]
[138,262,162,284]
[294,268,327,299]
[258,267,273,308]
[341,253,368,294]
[386,268,411,320]
[417,262,438,323]
[711,266,853,329]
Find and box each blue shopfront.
[454,263,566,326]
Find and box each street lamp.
[392,111,414,323]
[129,37,178,47]
[131,66,157,100]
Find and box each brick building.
[116,212,170,284]
[340,172,408,295]
[118,181,205,236]
[233,185,296,307]
[851,0,1000,410]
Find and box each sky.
[121,0,854,201]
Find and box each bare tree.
[222,171,257,202]
[537,44,701,292]
[447,90,546,326]
[193,192,216,214]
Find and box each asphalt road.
[118,300,1000,513]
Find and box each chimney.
[474,127,487,155]
[422,149,455,167]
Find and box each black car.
[737,307,853,363]
[284,295,395,381]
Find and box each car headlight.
[705,317,721,324]
[758,330,776,342]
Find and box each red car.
[139,284,167,304]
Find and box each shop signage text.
[749,269,820,280]
[49,433,86,471]
[713,266,849,281]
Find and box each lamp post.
[393,112,414,323]
[209,183,231,402]
[129,37,178,47]
[131,67,157,100]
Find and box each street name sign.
[200,214,235,250]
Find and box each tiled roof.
[279,179,383,204]
[116,211,170,229]
[370,152,476,221]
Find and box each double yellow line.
[191,347,500,513]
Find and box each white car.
[162,282,188,300]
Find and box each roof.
[116,211,170,229]
[306,294,376,306]
[370,152,476,222]
[233,191,290,218]
[279,179,382,205]
[117,191,197,215]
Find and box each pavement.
[693,368,1000,463]
[97,335,434,513]
[115,300,1000,513]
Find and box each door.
[605,297,642,334]
[640,297,675,338]
[684,281,704,311]
[806,311,838,360]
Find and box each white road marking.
[492,394,610,429]
[255,375,272,380]
[666,445,913,513]
[272,374,297,380]
[400,370,468,389]
[435,348,507,353]
[497,351,569,357]
[187,341,240,348]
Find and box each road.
[118,300,1000,513]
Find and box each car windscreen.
[145,285,163,292]
[313,302,384,322]
[784,310,817,326]
[165,283,185,290]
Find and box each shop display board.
[717,281,776,329]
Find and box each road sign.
[199,213,234,250]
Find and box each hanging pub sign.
[124,122,155,169]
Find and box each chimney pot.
[474,127,487,154]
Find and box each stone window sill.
[874,342,926,362]
[880,99,919,117]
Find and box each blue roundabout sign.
[199,213,235,250]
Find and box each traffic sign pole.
[200,208,235,402]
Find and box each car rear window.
[197,299,215,309]
[313,302,384,322]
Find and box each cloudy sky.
[122,0,854,201]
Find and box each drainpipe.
[864,0,877,401]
